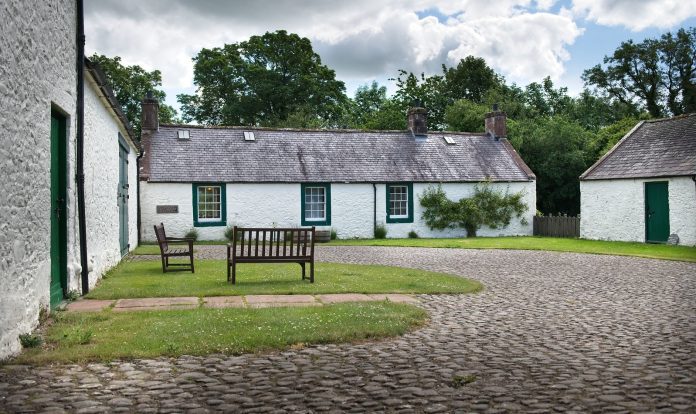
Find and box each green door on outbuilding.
[50,112,68,309]
[118,134,129,256]
[645,181,670,243]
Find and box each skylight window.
[443,136,456,145]
[177,130,190,140]
[243,131,255,141]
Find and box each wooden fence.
[533,215,580,238]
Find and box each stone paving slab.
[368,293,421,303]
[317,293,373,303]
[65,299,115,312]
[245,294,316,304]
[202,296,245,309]
[114,297,198,311]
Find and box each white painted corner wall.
[140,181,536,241]
[0,0,139,359]
[580,177,696,246]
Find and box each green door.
[645,181,670,243]
[50,113,68,309]
[118,135,129,256]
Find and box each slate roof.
[581,114,696,180]
[146,125,535,183]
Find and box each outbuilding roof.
[581,114,696,180]
[144,125,535,183]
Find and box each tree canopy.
[89,54,178,135]
[583,27,696,117]
[178,30,346,127]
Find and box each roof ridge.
[158,123,487,136]
[643,112,696,123]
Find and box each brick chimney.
[139,92,159,180]
[484,103,507,140]
[141,91,159,132]
[407,101,428,136]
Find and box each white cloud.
[572,0,696,31]
[84,0,582,103]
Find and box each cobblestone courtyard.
[1,246,695,413]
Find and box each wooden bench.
[227,226,315,284]
[154,223,195,273]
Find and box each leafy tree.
[419,183,528,237]
[442,56,502,103]
[363,99,407,130]
[444,99,488,132]
[392,70,449,130]
[586,117,641,161]
[582,27,696,117]
[89,54,177,135]
[508,116,592,215]
[178,30,347,126]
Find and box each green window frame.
[192,183,227,227]
[301,183,331,226]
[386,183,413,223]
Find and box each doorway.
[50,111,68,308]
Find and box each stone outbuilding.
[0,0,139,359]
[139,101,536,241]
[580,114,696,246]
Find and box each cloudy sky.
[85,0,696,112]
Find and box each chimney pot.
[484,104,506,139]
[407,105,428,136]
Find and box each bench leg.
[227,260,231,282]
[310,261,314,283]
[161,255,167,273]
[300,263,306,280]
[232,262,237,284]
[190,251,195,274]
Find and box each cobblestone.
[2,246,695,413]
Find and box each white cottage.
[0,0,139,359]
[139,100,536,241]
[580,114,696,246]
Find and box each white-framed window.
[304,186,326,221]
[389,185,409,218]
[197,185,221,221]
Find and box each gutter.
[76,0,89,294]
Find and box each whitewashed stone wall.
[141,181,535,241]
[0,0,77,360]
[580,177,696,246]
[79,74,140,289]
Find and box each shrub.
[374,223,387,239]
[330,229,337,240]
[408,230,419,239]
[19,333,42,348]
[419,182,528,237]
[224,226,235,242]
[184,228,199,241]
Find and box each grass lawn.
[16,302,427,364]
[329,236,696,262]
[86,260,481,299]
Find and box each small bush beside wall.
[374,223,387,239]
[184,228,199,241]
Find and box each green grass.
[132,242,221,255]
[328,236,696,262]
[16,302,427,364]
[86,260,481,299]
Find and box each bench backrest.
[232,226,315,259]
[154,223,168,252]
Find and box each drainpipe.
[136,153,143,244]
[76,0,89,294]
[373,183,377,235]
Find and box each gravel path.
[2,246,695,413]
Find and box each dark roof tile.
[147,126,535,183]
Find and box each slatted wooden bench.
[154,223,195,273]
[227,226,315,284]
